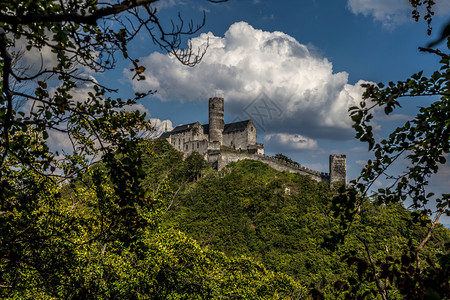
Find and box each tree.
[1,1,306,297]
[1,142,305,298]
[0,0,215,179]
[2,0,294,297]
[333,2,450,298]
[274,153,300,166]
[0,0,205,264]
[183,152,209,182]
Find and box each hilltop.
[14,138,446,299]
[152,147,449,297]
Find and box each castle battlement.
[331,154,346,159]
[256,154,322,176]
[161,97,346,184]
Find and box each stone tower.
[329,154,347,184]
[208,97,224,144]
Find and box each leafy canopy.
[332,2,450,299]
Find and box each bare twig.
[165,180,186,213]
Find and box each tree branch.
[418,46,449,59]
[0,0,159,26]
[415,202,449,272]
[0,27,13,166]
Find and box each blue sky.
[92,1,450,223]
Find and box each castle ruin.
[160,97,346,184]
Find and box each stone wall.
[222,120,258,152]
[206,150,221,169]
[184,139,208,156]
[167,122,207,153]
[161,95,346,184]
[168,133,184,152]
[216,151,327,182]
[223,130,249,150]
[247,121,257,145]
[329,154,347,184]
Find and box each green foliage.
[0,0,209,185]
[183,152,209,182]
[164,159,450,298]
[273,153,300,166]
[3,131,446,298]
[1,141,305,298]
[1,5,159,291]
[350,63,450,211]
[346,0,450,223]
[0,1,305,297]
[337,4,450,298]
[2,1,449,298]
[226,159,284,181]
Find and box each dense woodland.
[1,0,449,299]
[151,139,450,298]
[2,137,448,299]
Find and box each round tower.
[208,97,224,145]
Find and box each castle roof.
[171,122,198,133]
[159,132,171,139]
[159,122,199,138]
[223,120,251,134]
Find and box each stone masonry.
[160,97,346,184]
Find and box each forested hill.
[3,125,448,300]
[142,140,449,298]
[33,139,447,299]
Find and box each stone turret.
[208,97,224,145]
[329,154,347,184]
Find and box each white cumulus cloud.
[264,133,318,151]
[347,0,409,26]
[149,118,174,138]
[130,22,371,140]
[347,0,450,26]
